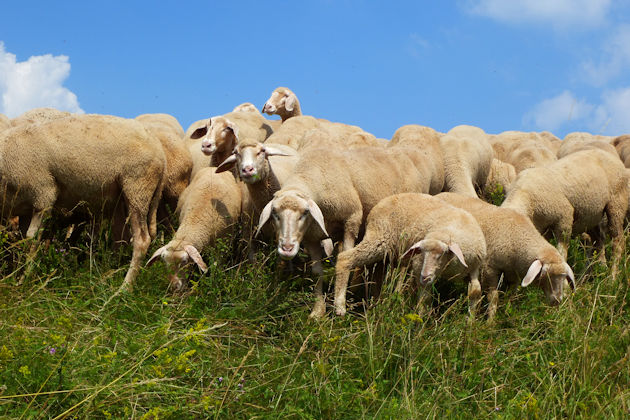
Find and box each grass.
[0,221,628,419]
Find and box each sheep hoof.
[309,303,326,320]
[335,307,346,317]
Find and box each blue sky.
[2,1,630,139]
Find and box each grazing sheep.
[488,131,557,173]
[611,135,630,168]
[0,114,166,289]
[482,159,516,200]
[437,192,575,320]
[136,113,185,138]
[387,124,445,195]
[135,114,193,217]
[10,107,71,127]
[262,87,301,121]
[557,132,618,159]
[440,125,493,198]
[334,193,487,318]
[501,149,628,278]
[257,145,443,318]
[147,167,243,291]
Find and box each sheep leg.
[483,267,500,323]
[306,241,327,319]
[467,266,482,323]
[334,237,387,317]
[605,200,626,281]
[26,208,47,239]
[121,208,152,291]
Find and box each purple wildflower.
[49,347,56,355]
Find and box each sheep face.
[215,143,291,181]
[258,192,329,260]
[196,117,239,156]
[146,242,208,291]
[521,259,575,306]
[403,239,468,286]
[262,88,296,115]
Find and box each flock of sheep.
[1,86,629,321]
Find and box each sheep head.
[215,142,291,183]
[257,191,330,260]
[262,87,298,117]
[402,239,468,286]
[521,257,575,306]
[190,116,239,156]
[146,241,208,291]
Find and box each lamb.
[482,159,516,200]
[439,125,493,198]
[147,167,243,291]
[334,193,487,318]
[136,113,185,138]
[10,107,71,127]
[501,149,628,278]
[0,114,166,289]
[437,192,575,320]
[257,144,444,318]
[611,135,630,168]
[488,131,557,173]
[387,124,445,195]
[136,114,193,215]
[262,87,302,121]
[557,132,618,159]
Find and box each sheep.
[0,113,10,131]
[257,144,444,318]
[233,102,261,114]
[501,149,628,278]
[439,125,493,198]
[334,193,487,318]
[262,87,301,122]
[10,107,71,127]
[135,114,193,218]
[146,167,243,291]
[0,114,166,290]
[482,159,516,200]
[184,119,213,179]
[387,124,445,195]
[611,135,630,168]
[136,113,185,138]
[557,132,618,159]
[488,131,557,173]
[437,192,575,320]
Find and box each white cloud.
[466,0,611,29]
[581,25,630,86]
[0,42,83,118]
[524,87,630,135]
[407,33,431,59]
[523,90,594,132]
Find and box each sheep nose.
[281,243,294,252]
[242,165,255,176]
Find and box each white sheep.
[146,167,243,291]
[482,158,516,200]
[334,193,487,318]
[262,87,301,121]
[0,114,166,290]
[501,149,628,278]
[136,113,185,138]
[557,132,618,159]
[439,125,493,198]
[257,144,444,318]
[611,135,630,168]
[10,107,71,127]
[437,192,575,321]
[184,119,213,179]
[488,131,557,173]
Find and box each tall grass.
[0,222,628,419]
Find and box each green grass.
[0,223,628,419]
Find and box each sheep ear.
[321,238,334,257]
[256,200,273,236]
[448,242,468,268]
[184,244,208,273]
[190,125,208,139]
[401,240,425,259]
[146,245,167,267]
[307,199,329,237]
[284,93,297,112]
[263,145,292,157]
[521,259,543,287]
[225,120,239,140]
[564,262,576,290]
[215,153,237,173]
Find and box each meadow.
[0,213,628,419]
